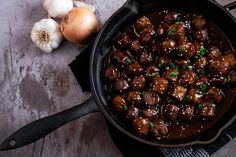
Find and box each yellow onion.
[60,7,99,46]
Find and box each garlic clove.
[43,0,73,18]
[31,19,63,53]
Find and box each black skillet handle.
[224,1,236,11]
[0,97,99,151]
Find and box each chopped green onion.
[197,103,203,109]
[211,104,216,108]
[180,45,187,52]
[148,72,160,77]
[125,58,132,65]
[200,83,208,92]
[199,48,208,57]
[167,28,176,37]
[169,72,177,77]
[150,122,155,129]
[158,60,164,67]
[176,16,182,21]
[197,69,206,75]
[175,21,181,24]
[224,77,230,83]
[184,95,190,102]
[165,67,170,70]
[141,91,146,96]
[124,106,128,111]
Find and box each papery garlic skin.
[31,19,63,53]
[43,0,73,18]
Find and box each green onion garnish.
[169,72,177,77]
[197,103,203,109]
[158,60,164,67]
[150,122,155,129]
[148,72,160,77]
[200,83,207,92]
[165,67,170,70]
[211,104,216,108]
[167,28,176,37]
[141,91,146,96]
[184,95,190,102]
[124,106,128,111]
[125,58,132,65]
[224,77,230,83]
[197,69,206,75]
[180,45,187,52]
[199,48,208,57]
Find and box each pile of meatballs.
[103,10,236,138]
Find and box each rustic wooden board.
[0,0,235,157]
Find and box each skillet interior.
[90,0,236,146]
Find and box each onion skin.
[60,7,99,45]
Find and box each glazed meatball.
[167,23,185,39]
[189,88,203,104]
[193,29,209,42]
[139,52,154,65]
[223,52,236,68]
[140,27,156,43]
[130,75,146,90]
[126,62,143,76]
[170,85,187,101]
[164,68,180,82]
[192,15,206,29]
[179,105,195,121]
[205,87,223,103]
[127,91,142,106]
[143,108,158,121]
[208,46,222,59]
[135,16,153,31]
[164,11,181,23]
[152,77,169,94]
[104,67,120,82]
[195,76,210,89]
[179,70,197,86]
[145,65,160,79]
[177,39,195,58]
[131,40,143,54]
[194,57,207,69]
[164,104,180,121]
[197,102,216,120]
[150,119,168,137]
[156,57,172,67]
[209,58,230,75]
[132,117,150,135]
[115,32,132,50]
[114,78,129,93]
[126,106,139,119]
[160,39,176,55]
[143,91,160,106]
[112,95,127,112]
[111,51,129,68]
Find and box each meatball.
[132,117,150,135]
[112,95,127,112]
[209,58,230,75]
[115,32,132,50]
[126,62,143,76]
[160,39,176,55]
[131,40,143,54]
[205,87,223,103]
[150,119,168,137]
[195,76,210,89]
[104,67,120,82]
[140,27,156,43]
[130,75,146,90]
[152,77,169,94]
[143,91,160,106]
[164,68,180,82]
[126,106,139,119]
[157,23,170,36]
[194,57,207,69]
[208,46,222,59]
[176,58,190,67]
[143,108,158,121]
[164,104,180,121]
[114,78,129,93]
[229,70,236,84]
[145,65,160,79]
[193,29,209,42]
[179,70,197,86]
[179,105,195,121]
[111,51,129,68]
[167,24,185,39]
[223,52,236,68]
[189,88,203,104]
[139,51,154,65]
[156,57,172,67]
[135,16,153,31]
[164,11,181,23]
[127,91,142,106]
[177,39,195,58]
[170,85,187,101]
[192,15,206,29]
[197,102,216,120]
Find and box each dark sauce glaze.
[103,10,236,140]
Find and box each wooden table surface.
[0,0,235,157]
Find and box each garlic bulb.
[43,0,73,18]
[31,19,63,53]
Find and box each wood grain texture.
[0,0,235,157]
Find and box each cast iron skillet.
[1,0,236,150]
